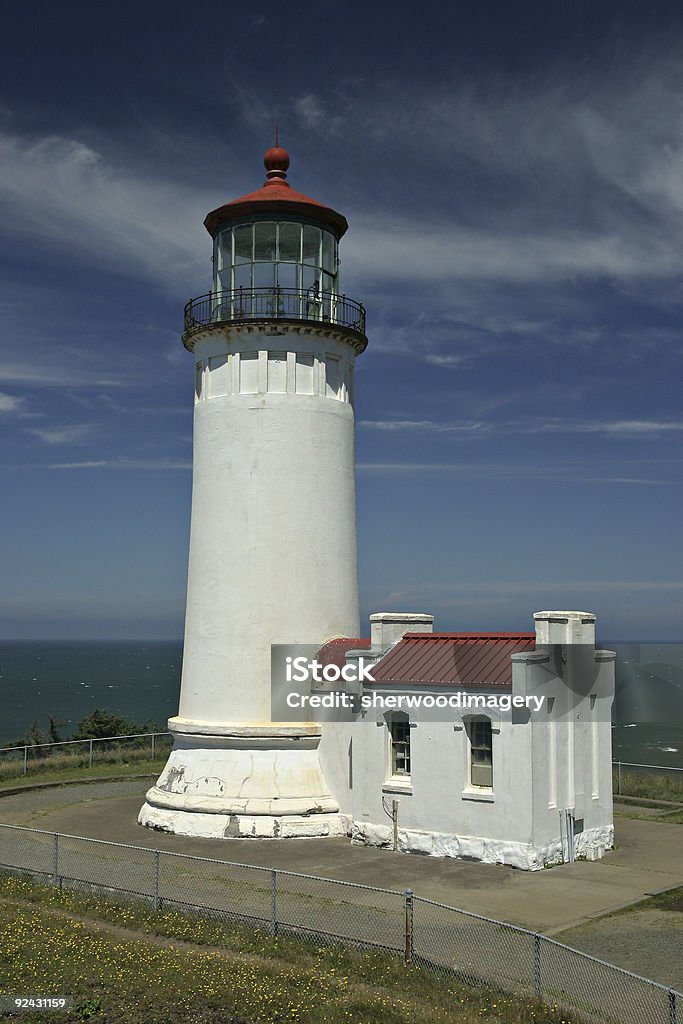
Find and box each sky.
[1,0,682,640]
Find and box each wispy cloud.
[0,392,22,413]
[525,419,683,437]
[26,424,97,445]
[359,417,683,439]
[0,359,130,389]
[424,354,471,369]
[0,131,210,294]
[356,462,669,484]
[359,419,488,433]
[383,580,683,597]
[47,457,192,470]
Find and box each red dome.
[203,146,347,239]
[264,145,290,176]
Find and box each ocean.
[0,640,681,768]
[0,641,182,746]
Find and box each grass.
[576,884,683,923]
[631,885,683,912]
[0,873,582,1024]
[613,768,683,803]
[612,769,683,821]
[0,742,172,789]
[6,758,683,804]
[614,805,683,824]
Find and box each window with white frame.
[388,712,411,777]
[214,221,339,301]
[467,718,493,788]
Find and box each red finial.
[263,134,290,183]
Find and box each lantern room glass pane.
[322,231,335,273]
[278,222,301,261]
[301,265,319,293]
[253,262,276,288]
[217,231,232,274]
[302,225,321,265]
[254,222,277,261]
[233,264,251,291]
[234,225,252,264]
[277,262,299,290]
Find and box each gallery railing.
[183,288,366,341]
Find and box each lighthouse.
[139,144,367,838]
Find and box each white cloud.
[529,419,683,437]
[378,580,683,602]
[26,424,96,445]
[294,94,327,131]
[0,392,21,412]
[47,457,191,470]
[359,416,683,439]
[0,132,210,294]
[424,354,470,368]
[359,419,488,433]
[356,461,669,484]
[344,217,680,287]
[0,359,129,389]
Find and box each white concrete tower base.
[139,721,346,838]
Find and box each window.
[215,222,339,302]
[468,719,493,788]
[389,712,411,777]
[325,356,341,399]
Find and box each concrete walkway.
[1,778,681,936]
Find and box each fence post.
[670,989,677,1024]
[88,738,93,770]
[617,761,622,796]
[23,746,28,775]
[271,870,278,937]
[151,733,156,760]
[153,850,160,911]
[533,933,542,998]
[404,889,414,964]
[52,833,60,887]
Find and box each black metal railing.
[183,288,366,341]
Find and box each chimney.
[533,610,596,647]
[370,612,434,652]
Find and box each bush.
[71,709,139,740]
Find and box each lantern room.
[214,220,339,298]
[182,144,366,344]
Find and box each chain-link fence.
[0,821,679,1023]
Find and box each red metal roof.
[370,633,536,689]
[317,637,371,670]
[204,145,348,238]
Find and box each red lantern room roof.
[203,145,348,239]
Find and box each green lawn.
[613,768,683,803]
[0,747,170,790]
[0,874,580,1024]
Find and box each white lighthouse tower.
[139,144,367,838]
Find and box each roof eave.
[204,199,348,238]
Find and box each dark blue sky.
[1,1,682,639]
